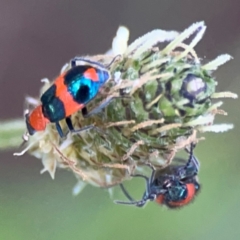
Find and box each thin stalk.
[0,119,25,150]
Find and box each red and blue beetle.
[115,143,200,208]
[25,57,111,137]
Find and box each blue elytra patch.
[64,65,110,104]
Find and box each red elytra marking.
[83,68,99,82]
[55,74,67,97]
[60,94,84,117]
[29,105,49,131]
[155,194,164,205]
[54,74,84,117]
[168,183,196,207]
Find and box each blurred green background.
[1,0,240,240]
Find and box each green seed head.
[17,22,237,194]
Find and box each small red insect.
[115,143,200,208]
[25,58,112,137]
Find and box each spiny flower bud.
[15,22,237,195]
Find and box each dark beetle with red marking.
[25,58,111,137]
[115,143,200,208]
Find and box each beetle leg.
[55,122,64,138]
[65,117,96,134]
[82,96,115,118]
[119,183,135,201]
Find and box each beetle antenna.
[106,54,122,69]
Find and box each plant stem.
[0,119,25,150]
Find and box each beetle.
[25,57,112,137]
[115,143,200,208]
